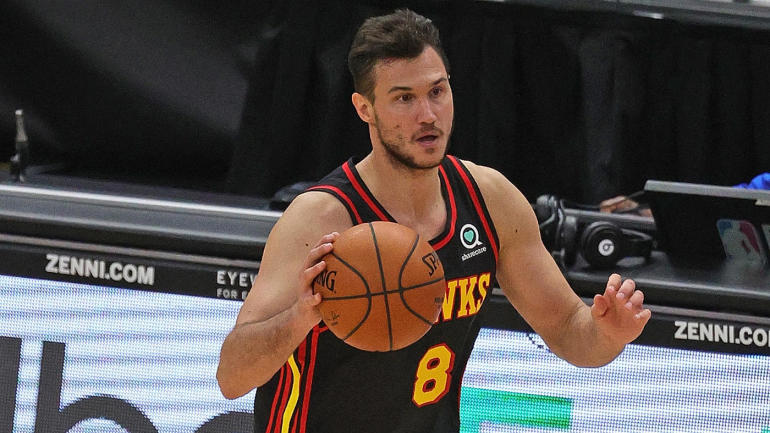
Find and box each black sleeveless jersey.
[254,155,499,433]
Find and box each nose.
[416,98,438,124]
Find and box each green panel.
[461,386,572,432]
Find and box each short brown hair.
[348,9,449,102]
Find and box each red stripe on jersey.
[299,326,322,433]
[275,363,294,433]
[432,164,457,251]
[447,156,499,262]
[342,162,389,221]
[266,365,287,433]
[307,185,363,225]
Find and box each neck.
[356,152,446,236]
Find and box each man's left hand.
[591,273,652,345]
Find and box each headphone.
[535,195,653,269]
[579,221,653,269]
[535,195,578,268]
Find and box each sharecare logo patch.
[674,320,770,348]
[460,224,482,249]
[45,253,155,286]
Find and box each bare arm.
[467,162,651,367]
[216,192,351,399]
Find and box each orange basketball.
[312,221,445,351]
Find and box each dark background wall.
[1,0,769,204]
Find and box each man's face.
[368,46,454,170]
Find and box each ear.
[351,92,374,124]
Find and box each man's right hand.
[294,232,340,329]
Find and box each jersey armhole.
[445,156,500,261]
[304,185,363,225]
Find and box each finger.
[634,308,652,324]
[624,290,645,310]
[304,241,334,270]
[302,259,327,288]
[306,291,322,307]
[306,232,339,255]
[600,196,626,209]
[299,287,323,307]
[602,275,620,307]
[304,232,339,263]
[591,294,609,318]
[615,278,636,302]
[606,273,622,295]
[314,232,340,247]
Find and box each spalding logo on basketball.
[312,221,446,352]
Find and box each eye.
[397,94,413,103]
[430,86,444,97]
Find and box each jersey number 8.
[412,344,456,407]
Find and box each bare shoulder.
[461,160,531,215]
[276,190,353,234]
[262,191,352,265]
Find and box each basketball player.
[217,9,651,432]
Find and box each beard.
[373,113,451,170]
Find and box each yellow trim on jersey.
[281,354,301,433]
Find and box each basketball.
[312,221,446,351]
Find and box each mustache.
[412,126,443,140]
